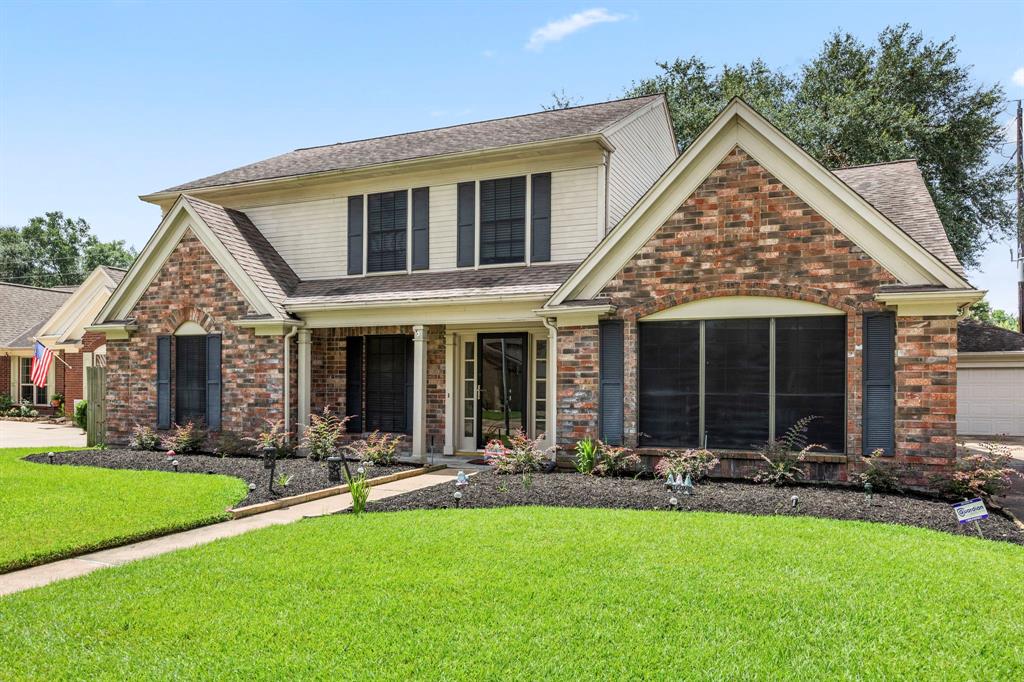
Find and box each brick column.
[555,325,599,448]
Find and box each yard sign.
[952,498,989,524]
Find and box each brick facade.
[59,331,108,416]
[556,147,957,483]
[0,356,9,403]
[105,229,292,445]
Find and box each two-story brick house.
[89,96,982,485]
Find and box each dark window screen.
[774,316,846,451]
[367,191,407,272]
[638,321,700,446]
[365,336,409,433]
[704,319,770,449]
[479,176,526,264]
[175,335,207,425]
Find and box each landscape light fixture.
[453,490,463,508]
[248,483,257,492]
[47,452,54,463]
[356,466,365,476]
[669,496,679,509]
[864,482,874,505]
[791,495,799,509]
[171,460,179,472]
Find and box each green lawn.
[1,507,1021,680]
[0,447,247,572]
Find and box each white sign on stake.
[952,498,989,524]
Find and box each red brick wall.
[0,356,10,403]
[105,229,289,445]
[558,147,957,483]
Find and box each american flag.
[30,341,53,388]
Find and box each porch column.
[444,330,455,455]
[546,320,557,450]
[297,328,312,433]
[412,325,428,463]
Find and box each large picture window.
[479,176,526,265]
[367,190,408,273]
[639,315,846,452]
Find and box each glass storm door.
[476,333,528,448]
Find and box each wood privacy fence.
[86,365,107,447]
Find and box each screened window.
[175,335,207,424]
[19,358,46,404]
[364,335,411,433]
[639,315,845,451]
[479,176,526,265]
[367,190,407,272]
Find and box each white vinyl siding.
[605,105,677,229]
[550,167,599,262]
[244,198,346,280]
[429,184,458,270]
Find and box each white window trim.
[18,357,49,406]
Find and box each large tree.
[0,211,136,288]
[625,25,1014,268]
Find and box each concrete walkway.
[0,420,86,448]
[0,467,458,597]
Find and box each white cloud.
[1012,67,1024,86]
[481,49,496,59]
[525,8,626,51]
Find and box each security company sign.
[952,498,989,524]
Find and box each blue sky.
[1,1,1022,310]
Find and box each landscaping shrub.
[301,407,352,461]
[752,416,822,486]
[128,425,161,451]
[347,430,403,465]
[162,421,205,453]
[592,442,641,477]
[347,471,370,515]
[655,448,719,482]
[935,442,1023,498]
[574,438,598,474]
[212,432,248,457]
[246,419,294,458]
[0,393,12,413]
[858,449,903,493]
[7,400,38,418]
[485,429,553,474]
[73,400,88,430]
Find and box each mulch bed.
[369,470,1024,545]
[24,449,417,507]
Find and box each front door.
[476,333,528,448]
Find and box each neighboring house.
[89,96,983,486]
[1,266,125,416]
[956,319,1024,437]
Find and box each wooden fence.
[85,365,107,447]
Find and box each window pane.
[638,321,700,446]
[775,316,846,452]
[479,176,526,265]
[365,336,410,433]
[175,335,208,425]
[705,319,770,449]
[367,191,407,272]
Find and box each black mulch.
[23,449,416,507]
[368,470,1024,545]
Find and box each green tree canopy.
[967,300,1019,332]
[0,211,136,288]
[625,24,1014,268]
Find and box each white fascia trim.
[232,318,304,337]
[548,98,971,306]
[293,297,547,328]
[84,322,138,340]
[533,304,616,327]
[874,289,985,316]
[95,195,284,324]
[958,351,1024,368]
[36,267,113,343]
[641,296,844,321]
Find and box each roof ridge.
[0,281,75,294]
[834,158,919,171]
[292,94,663,152]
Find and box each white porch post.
[546,320,558,450]
[412,325,428,463]
[297,328,312,434]
[444,330,455,455]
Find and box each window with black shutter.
[364,335,411,433]
[367,191,407,272]
[175,335,207,425]
[479,176,526,265]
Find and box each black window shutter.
[863,312,895,455]
[347,195,364,275]
[404,336,414,434]
[457,181,475,267]
[157,335,171,429]
[531,173,551,262]
[346,336,363,433]
[412,187,429,270]
[599,320,625,445]
[206,334,222,431]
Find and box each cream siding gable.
[604,103,677,229]
[244,198,346,280]
[550,167,600,262]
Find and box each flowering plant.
[939,442,1022,498]
[655,448,719,482]
[485,429,553,474]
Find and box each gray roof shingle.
[160,96,663,193]
[833,160,964,277]
[958,319,1024,353]
[0,283,73,348]
[286,263,579,307]
[183,196,299,317]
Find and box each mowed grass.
[1,507,1021,680]
[0,447,247,572]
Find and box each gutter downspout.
[283,324,299,440]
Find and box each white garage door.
[957,367,1024,436]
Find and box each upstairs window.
[367,191,407,272]
[479,176,526,265]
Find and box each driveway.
[961,437,1024,522]
[0,420,86,448]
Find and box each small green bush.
[162,421,205,453]
[0,393,13,413]
[128,425,161,451]
[212,432,248,457]
[656,448,720,482]
[753,416,823,485]
[301,408,352,461]
[347,430,403,465]
[858,449,903,493]
[574,438,598,474]
[73,400,88,430]
[591,442,641,477]
[347,471,370,515]
[484,429,553,474]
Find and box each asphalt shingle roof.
[286,263,579,307]
[0,283,73,348]
[160,96,663,193]
[833,160,964,277]
[958,319,1024,353]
